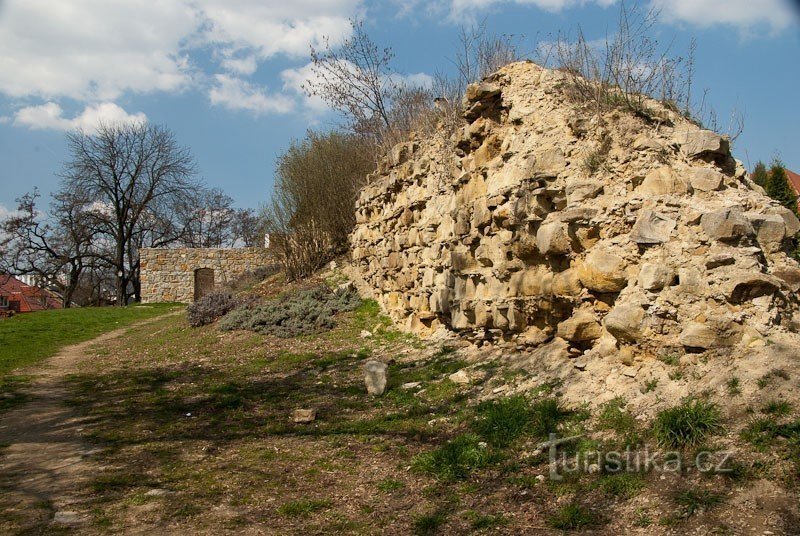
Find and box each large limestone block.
[472,198,492,230]
[578,250,628,293]
[638,167,689,196]
[679,322,723,349]
[603,304,645,343]
[747,213,786,253]
[364,361,388,395]
[638,263,674,291]
[566,178,603,204]
[772,266,800,292]
[675,129,730,158]
[557,310,602,342]
[768,206,800,237]
[630,210,676,244]
[509,267,554,297]
[687,168,725,192]
[553,269,583,296]
[465,82,501,103]
[536,221,572,255]
[700,207,754,242]
[532,147,566,178]
[724,273,783,304]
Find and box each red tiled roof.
[0,274,62,312]
[786,169,800,198]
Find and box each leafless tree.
[0,189,99,307]
[62,122,199,305]
[305,19,398,142]
[265,130,374,280]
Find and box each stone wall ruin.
[351,62,800,361]
[140,247,272,303]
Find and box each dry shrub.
[542,3,694,120]
[187,290,239,327]
[265,131,374,281]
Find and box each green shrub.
[653,399,722,448]
[219,285,360,337]
[187,290,240,327]
[741,417,800,451]
[412,434,499,480]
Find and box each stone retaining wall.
[140,248,272,303]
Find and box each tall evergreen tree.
[751,161,768,187]
[765,160,798,215]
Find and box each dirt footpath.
[0,315,175,530]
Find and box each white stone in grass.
[291,408,317,423]
[364,361,388,395]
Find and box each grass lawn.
[0,303,179,377]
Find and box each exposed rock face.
[351,62,800,357]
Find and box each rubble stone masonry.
[351,62,800,358]
[140,248,271,303]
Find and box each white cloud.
[281,61,436,115]
[0,203,22,221]
[392,72,436,89]
[0,0,362,103]
[447,0,615,20]
[444,0,796,32]
[209,75,295,115]
[13,102,147,132]
[650,0,796,33]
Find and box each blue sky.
[1,0,799,216]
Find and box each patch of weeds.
[582,133,612,175]
[596,472,645,499]
[464,510,507,530]
[758,368,790,389]
[413,510,448,535]
[762,400,792,417]
[473,395,534,447]
[668,369,684,381]
[92,472,152,493]
[412,434,500,480]
[633,508,653,527]
[276,498,332,518]
[653,398,722,448]
[547,502,600,530]
[377,478,405,493]
[741,417,800,452]
[506,474,543,489]
[597,397,640,446]
[423,379,462,405]
[91,508,113,529]
[390,351,466,388]
[658,351,680,366]
[674,489,723,517]
[726,377,741,396]
[530,398,570,438]
[642,379,658,393]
